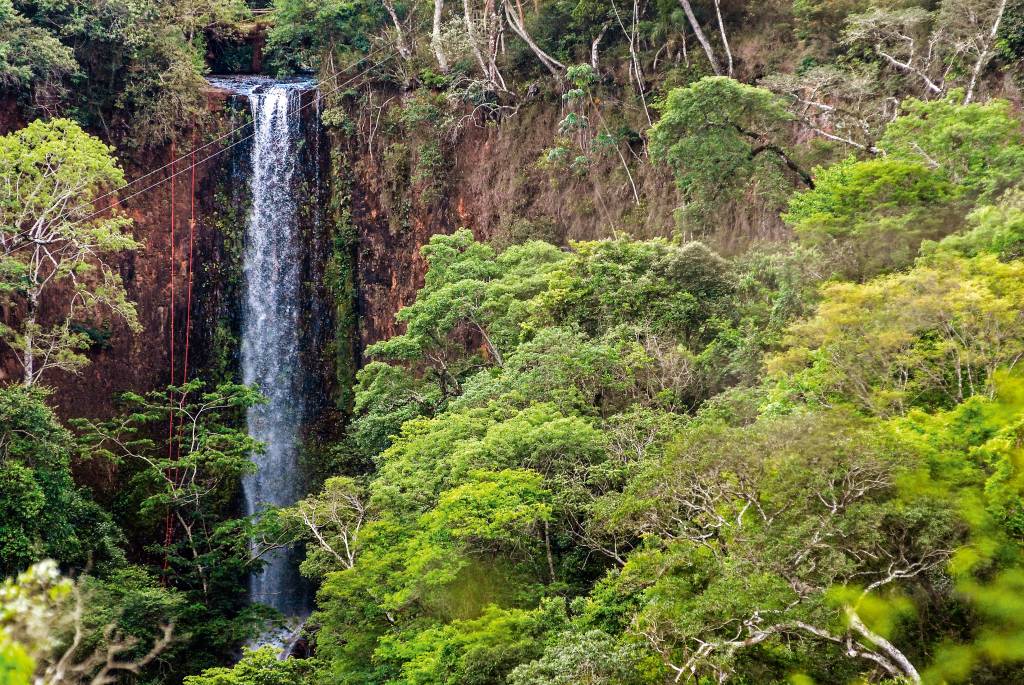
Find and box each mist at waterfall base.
[208,76,317,640]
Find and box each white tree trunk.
[22,290,39,386]
[846,607,922,684]
[964,0,1008,104]
[382,0,412,60]
[503,0,564,76]
[432,0,450,72]
[22,319,34,386]
[591,23,609,70]
[678,0,722,75]
[463,0,492,79]
[713,0,733,76]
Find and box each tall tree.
[76,380,264,599]
[650,77,810,223]
[0,119,138,386]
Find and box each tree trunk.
[463,0,492,80]
[432,0,450,72]
[712,0,733,76]
[22,319,34,386]
[485,0,501,83]
[382,0,412,60]
[750,143,814,188]
[677,0,722,75]
[846,607,922,684]
[503,0,564,76]
[629,0,652,125]
[965,0,1008,104]
[591,23,609,70]
[22,291,38,386]
[544,520,556,583]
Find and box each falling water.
[209,76,316,619]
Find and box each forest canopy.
[3,0,1024,684]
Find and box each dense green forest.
[4,0,1024,683]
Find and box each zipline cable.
[74,47,400,227]
[167,138,177,462]
[70,42,397,216]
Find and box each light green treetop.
[0,119,138,385]
[650,77,810,220]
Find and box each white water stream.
[209,76,316,621]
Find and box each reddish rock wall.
[3,84,782,438]
[39,92,237,422]
[0,90,242,488]
[343,92,785,352]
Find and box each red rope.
[162,129,203,580]
[163,132,201,580]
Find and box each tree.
[451,325,657,415]
[0,119,138,386]
[877,97,1024,203]
[10,0,242,143]
[546,64,640,204]
[844,0,1010,103]
[367,230,566,388]
[784,156,956,276]
[391,468,554,608]
[0,385,119,577]
[182,647,314,685]
[348,361,442,460]
[534,237,734,348]
[431,0,448,72]
[768,252,1024,415]
[0,561,175,685]
[649,77,811,222]
[927,188,1024,260]
[374,602,562,685]
[502,0,565,78]
[167,0,249,44]
[290,476,369,577]
[76,381,264,598]
[268,0,562,86]
[761,64,892,153]
[591,412,957,684]
[785,96,1024,276]
[508,628,652,685]
[792,0,871,44]
[0,0,77,107]
[266,0,385,72]
[74,379,273,676]
[895,376,1024,682]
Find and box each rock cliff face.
[3,84,783,439]
[341,90,785,353]
[0,92,235,420]
[0,80,793,495]
[0,92,249,488]
[27,93,238,423]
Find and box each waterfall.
[242,82,307,617]
[209,76,317,619]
